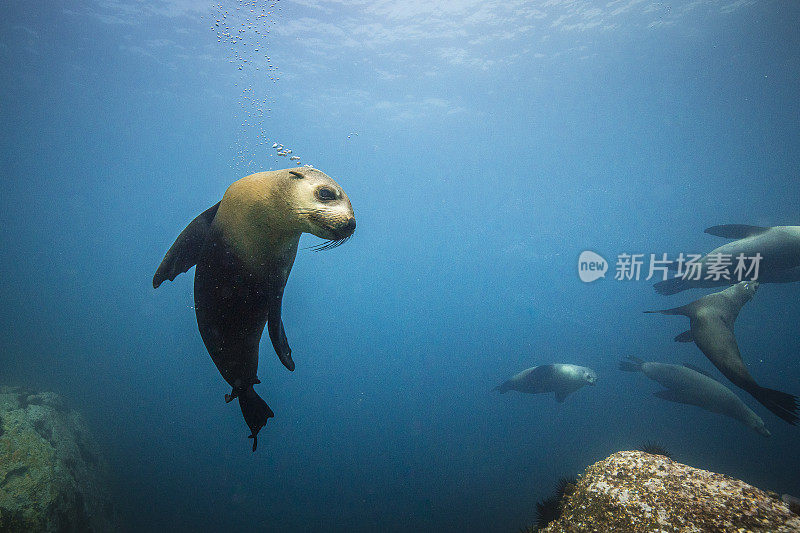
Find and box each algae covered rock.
[540,450,800,533]
[0,386,115,532]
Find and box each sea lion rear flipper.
[618,356,643,373]
[674,330,694,342]
[747,385,800,425]
[238,386,274,452]
[153,202,221,288]
[704,224,770,239]
[267,288,295,372]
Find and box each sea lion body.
[154,168,355,450]
[702,226,800,271]
[646,281,799,424]
[655,225,800,295]
[494,364,597,402]
[619,357,770,436]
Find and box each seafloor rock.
[540,450,800,533]
[0,386,114,532]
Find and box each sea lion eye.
[316,187,336,201]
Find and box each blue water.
[1,1,799,531]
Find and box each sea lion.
[153,168,355,450]
[619,356,770,436]
[655,224,800,295]
[645,281,799,424]
[494,364,597,402]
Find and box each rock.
[784,494,800,515]
[540,450,800,533]
[0,386,115,532]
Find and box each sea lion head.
[582,368,598,385]
[213,168,355,267]
[285,168,356,249]
[736,280,759,301]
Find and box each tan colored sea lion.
[153,168,355,450]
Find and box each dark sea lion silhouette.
[154,168,355,450]
[645,281,798,424]
[655,224,800,295]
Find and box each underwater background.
[1,1,798,531]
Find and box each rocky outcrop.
[540,450,800,533]
[0,386,115,532]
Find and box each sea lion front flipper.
[267,287,295,372]
[644,304,692,316]
[653,389,693,405]
[153,202,221,288]
[674,330,694,342]
[492,381,512,394]
[704,224,770,239]
[554,389,569,403]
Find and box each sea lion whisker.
[307,240,335,252]
[307,235,351,252]
[326,238,346,250]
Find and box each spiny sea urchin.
[640,441,672,459]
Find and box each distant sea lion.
[494,364,597,402]
[154,168,356,450]
[619,356,770,436]
[645,281,799,425]
[655,224,800,295]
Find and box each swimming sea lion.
[153,168,356,450]
[645,281,799,424]
[655,224,800,295]
[619,356,770,436]
[494,364,597,402]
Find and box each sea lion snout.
[581,368,598,385]
[741,280,759,298]
[338,217,356,237]
[310,214,355,243]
